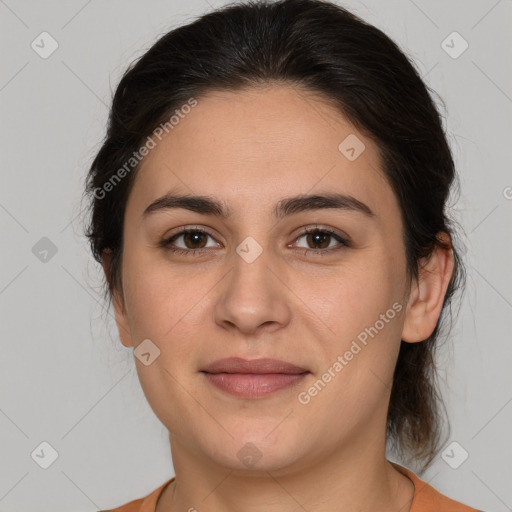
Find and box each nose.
[213,244,292,337]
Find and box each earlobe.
[401,234,454,343]
[101,250,133,348]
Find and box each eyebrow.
[142,192,375,220]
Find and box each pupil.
[186,232,206,248]
[183,231,331,250]
[309,232,329,249]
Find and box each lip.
[201,357,310,399]
[201,357,309,374]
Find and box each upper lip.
[201,357,309,374]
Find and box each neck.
[156,431,414,512]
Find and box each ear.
[101,250,133,348]
[401,233,455,343]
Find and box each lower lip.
[202,372,309,398]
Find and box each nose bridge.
[214,232,291,334]
[231,233,277,305]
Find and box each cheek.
[300,299,403,436]
[306,259,398,341]
[122,262,206,433]
[304,256,405,392]
[121,245,202,340]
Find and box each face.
[110,85,414,474]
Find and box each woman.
[84,0,480,510]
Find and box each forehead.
[127,85,398,224]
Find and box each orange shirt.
[101,462,480,512]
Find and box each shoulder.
[391,462,482,512]
[98,477,175,512]
[99,497,144,512]
[97,470,484,512]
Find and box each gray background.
[1,0,511,510]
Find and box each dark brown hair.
[83,0,466,472]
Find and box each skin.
[103,84,454,511]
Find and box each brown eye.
[294,228,349,253]
[305,231,332,249]
[160,228,219,255]
[181,231,209,249]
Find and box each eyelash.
[159,226,350,257]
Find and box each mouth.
[200,357,310,399]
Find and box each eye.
[291,227,350,256]
[160,225,350,257]
[160,228,219,256]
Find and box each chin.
[197,423,309,474]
